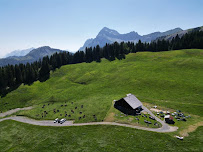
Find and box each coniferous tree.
[95,45,101,62]
[15,65,23,84]
[39,58,50,82]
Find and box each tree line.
[134,30,203,52]
[0,30,203,97]
[0,42,130,96]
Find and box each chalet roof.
[123,94,143,109]
[164,115,171,119]
[164,115,173,120]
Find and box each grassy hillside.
[0,120,202,152]
[0,49,203,151]
[0,49,203,122]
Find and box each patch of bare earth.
[180,121,203,137]
[104,112,115,122]
[143,102,175,113]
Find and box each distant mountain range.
[156,26,203,41]
[79,27,183,51]
[4,48,35,58]
[1,26,201,67]
[0,46,65,67]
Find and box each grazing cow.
[79,117,81,120]
[57,110,59,112]
[68,115,71,117]
[75,107,77,109]
[80,112,82,114]
[83,115,85,118]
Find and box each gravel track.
[0,107,33,117]
[0,106,178,133]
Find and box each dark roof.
[123,94,143,109]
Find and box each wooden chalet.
[114,93,143,115]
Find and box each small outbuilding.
[114,93,143,115]
[164,115,175,124]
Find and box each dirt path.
[0,106,178,133]
[0,107,33,117]
[0,115,178,132]
[179,121,203,136]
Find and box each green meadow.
[1,49,202,118]
[0,49,203,151]
[0,120,202,152]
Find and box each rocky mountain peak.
[98,27,120,37]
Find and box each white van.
[54,118,60,123]
[60,118,66,124]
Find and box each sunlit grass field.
[0,120,202,152]
[1,49,202,120]
[0,49,203,151]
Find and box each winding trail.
[0,106,33,117]
[0,106,178,133]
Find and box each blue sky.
[0,0,202,57]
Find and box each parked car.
[54,118,60,123]
[176,136,184,140]
[149,116,155,120]
[60,118,66,124]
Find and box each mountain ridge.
[4,48,35,58]
[79,27,183,50]
[0,46,65,67]
[156,26,203,41]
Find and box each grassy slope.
[0,120,202,152]
[0,49,203,122]
[0,49,203,151]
